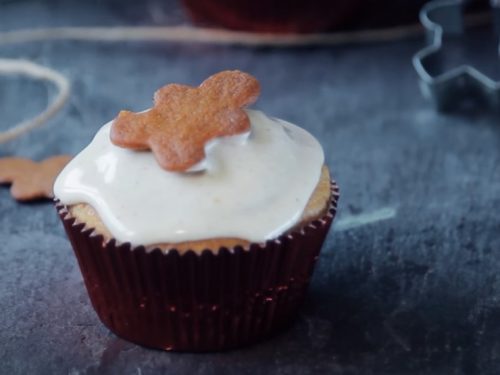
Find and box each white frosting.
[54,110,324,246]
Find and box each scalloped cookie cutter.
[413,0,500,111]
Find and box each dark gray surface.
[1,1,500,374]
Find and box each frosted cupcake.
[54,71,339,351]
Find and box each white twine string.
[0,58,70,144]
[0,24,425,48]
[0,12,489,144]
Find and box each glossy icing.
[54,110,324,245]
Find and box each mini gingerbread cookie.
[110,70,260,172]
[0,155,72,201]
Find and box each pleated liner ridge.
[56,181,339,352]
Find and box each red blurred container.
[182,0,362,33]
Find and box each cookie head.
[110,70,260,172]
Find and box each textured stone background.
[1,1,500,374]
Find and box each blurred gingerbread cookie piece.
[0,155,72,201]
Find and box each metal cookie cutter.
[413,0,500,111]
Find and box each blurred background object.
[181,0,488,33]
[413,0,500,112]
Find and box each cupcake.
[54,71,339,351]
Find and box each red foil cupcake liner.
[56,181,339,352]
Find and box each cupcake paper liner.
[56,181,339,352]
